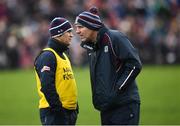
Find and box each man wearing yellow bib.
[34,17,78,125]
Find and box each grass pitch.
[0,65,180,125]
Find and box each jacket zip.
[119,66,136,90]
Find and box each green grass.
[138,65,180,125]
[0,65,180,125]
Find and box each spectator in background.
[34,17,78,125]
[0,0,180,69]
[75,7,142,125]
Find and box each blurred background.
[0,0,180,125]
[0,0,180,69]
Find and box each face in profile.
[56,30,74,46]
[75,25,95,43]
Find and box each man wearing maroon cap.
[75,7,142,125]
[34,17,78,125]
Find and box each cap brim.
[74,22,83,26]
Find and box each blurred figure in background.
[75,7,142,125]
[0,0,180,68]
[34,17,78,125]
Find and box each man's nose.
[70,32,73,37]
[75,28,80,34]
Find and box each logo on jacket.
[41,66,50,72]
[104,46,108,53]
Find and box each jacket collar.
[47,38,68,54]
[96,26,109,48]
[81,26,108,51]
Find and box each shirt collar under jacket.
[47,38,68,54]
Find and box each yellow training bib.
[35,48,78,110]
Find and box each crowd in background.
[0,0,179,69]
